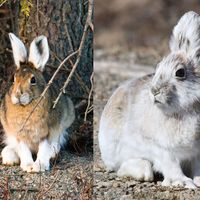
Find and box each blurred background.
[95,0,200,64]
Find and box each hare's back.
[101,74,153,133]
[47,84,75,130]
[99,74,153,168]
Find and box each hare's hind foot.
[117,158,154,181]
[193,176,200,187]
[162,176,196,189]
[1,146,20,165]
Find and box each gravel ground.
[93,50,200,200]
[0,150,92,199]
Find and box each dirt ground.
[93,50,200,200]
[0,149,92,199]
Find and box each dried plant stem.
[36,171,60,199]
[53,0,93,108]
[51,50,90,94]
[84,71,93,121]
[19,0,93,132]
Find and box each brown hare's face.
[11,64,46,106]
[8,33,49,106]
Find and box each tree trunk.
[0,0,93,153]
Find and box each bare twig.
[22,189,28,200]
[4,177,11,200]
[0,0,7,7]
[84,71,93,121]
[62,4,74,52]
[36,0,40,32]
[36,171,60,199]
[51,50,90,94]
[19,0,93,132]
[10,188,39,192]
[53,0,93,108]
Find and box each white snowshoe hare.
[0,33,75,172]
[99,11,200,188]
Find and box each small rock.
[157,181,162,186]
[108,173,116,180]
[94,166,102,172]
[97,181,112,188]
[113,182,122,188]
[116,177,122,181]
[126,180,137,188]
[120,194,133,200]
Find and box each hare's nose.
[151,87,160,96]
[16,88,22,95]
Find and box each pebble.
[120,194,133,200]
[97,181,112,188]
[157,181,162,186]
[126,180,137,188]
[113,182,121,188]
[94,166,102,172]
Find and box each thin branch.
[62,4,74,52]
[18,0,93,132]
[84,71,93,121]
[51,50,90,94]
[10,188,39,192]
[36,171,60,199]
[0,0,7,7]
[36,0,39,32]
[88,105,93,113]
[53,0,93,108]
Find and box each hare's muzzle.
[11,93,31,106]
[150,87,163,104]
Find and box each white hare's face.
[150,52,200,114]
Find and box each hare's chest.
[154,113,199,148]
[2,101,49,149]
[15,115,48,143]
[135,106,199,148]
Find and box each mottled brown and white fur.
[0,33,75,172]
[99,11,200,188]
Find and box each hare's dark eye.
[175,68,186,79]
[11,75,15,83]
[30,76,36,85]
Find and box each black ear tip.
[9,33,13,40]
[36,39,43,55]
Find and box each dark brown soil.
[0,151,92,199]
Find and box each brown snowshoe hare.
[0,33,75,172]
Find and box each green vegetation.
[0,0,33,16]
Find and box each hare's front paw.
[162,177,196,189]
[26,161,50,173]
[1,146,19,165]
[20,161,34,172]
[117,159,153,181]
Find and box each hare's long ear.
[9,33,27,69]
[28,35,49,71]
[170,11,200,64]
